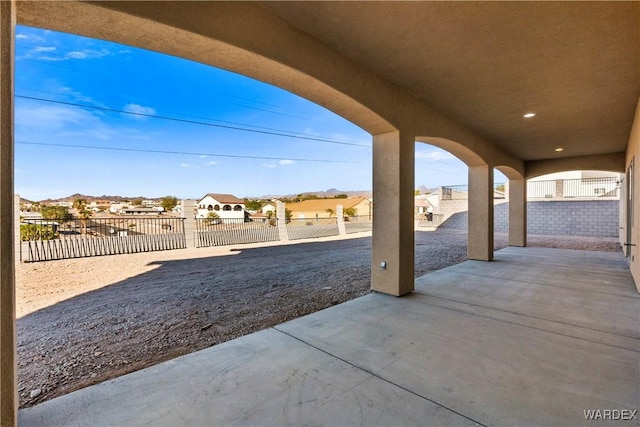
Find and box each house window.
[207,205,213,211]
[214,205,220,211]
[233,205,243,211]
[223,205,231,211]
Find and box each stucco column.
[468,165,493,261]
[182,200,195,248]
[0,1,17,424]
[336,204,346,235]
[276,201,288,241]
[371,131,414,296]
[508,178,527,247]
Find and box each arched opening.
[525,170,622,248]
[13,23,380,409]
[413,138,496,276]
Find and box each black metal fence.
[195,217,279,247]
[20,214,374,261]
[286,217,339,240]
[527,177,619,199]
[20,217,186,262]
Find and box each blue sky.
[15,25,484,201]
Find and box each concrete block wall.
[441,200,619,237]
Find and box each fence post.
[336,204,346,235]
[276,201,289,241]
[182,200,196,248]
[555,179,564,199]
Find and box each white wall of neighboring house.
[196,195,246,219]
[109,203,128,213]
[528,170,621,199]
[142,199,161,207]
[261,204,276,215]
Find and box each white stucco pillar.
[508,178,527,247]
[182,200,195,248]
[468,165,493,261]
[276,201,289,241]
[336,204,346,235]
[0,1,17,424]
[371,131,414,296]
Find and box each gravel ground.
[16,229,621,408]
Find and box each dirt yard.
[16,229,621,408]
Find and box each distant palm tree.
[73,198,92,234]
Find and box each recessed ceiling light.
[523,113,536,118]
[555,147,563,152]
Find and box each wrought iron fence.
[286,217,339,240]
[20,217,186,262]
[344,215,373,234]
[527,177,619,199]
[195,217,279,247]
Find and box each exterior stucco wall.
[624,98,640,291]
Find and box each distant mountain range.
[36,193,155,205]
[258,188,372,200]
[24,189,374,204]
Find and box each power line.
[16,95,370,148]
[15,140,361,164]
[17,56,316,120]
[16,87,340,141]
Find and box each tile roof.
[200,193,245,204]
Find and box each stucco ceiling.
[262,1,639,162]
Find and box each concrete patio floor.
[19,247,640,426]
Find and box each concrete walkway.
[19,247,639,426]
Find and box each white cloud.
[207,161,218,166]
[262,162,277,169]
[415,149,456,161]
[33,46,56,53]
[123,104,156,119]
[180,163,190,168]
[16,103,96,130]
[58,86,107,108]
[18,46,111,62]
[16,33,45,42]
[66,49,110,60]
[278,159,295,166]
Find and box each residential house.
[285,197,371,220]
[415,194,435,220]
[261,203,276,215]
[528,171,622,199]
[196,193,247,220]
